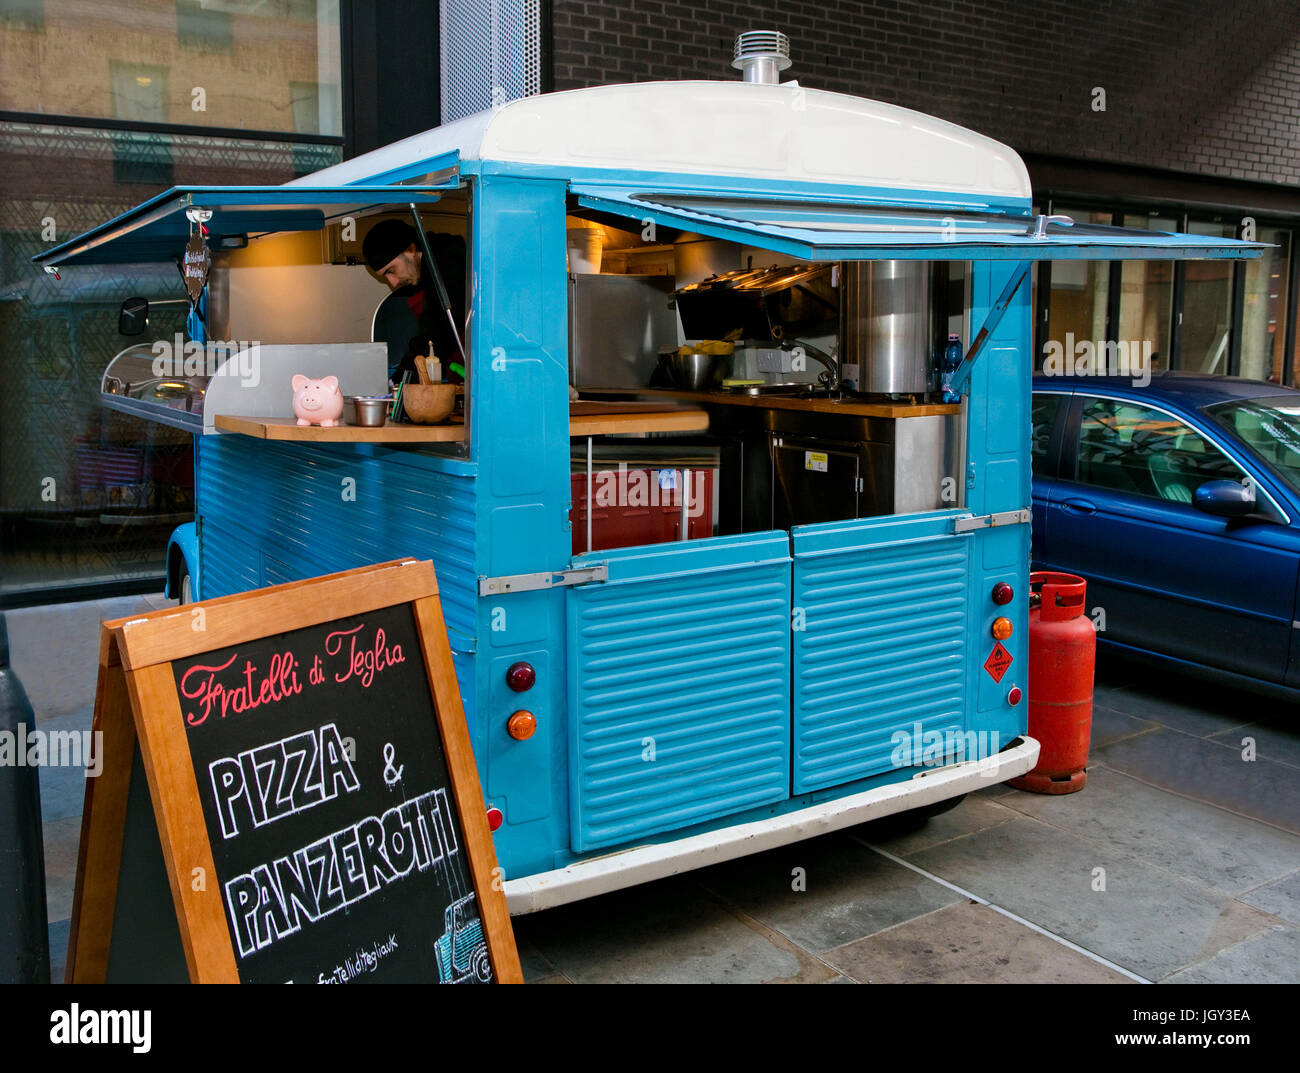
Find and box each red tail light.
[506,661,535,692]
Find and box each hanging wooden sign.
[66,559,522,984]
[182,231,210,306]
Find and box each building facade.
[553,0,1300,384]
[2,0,1299,602]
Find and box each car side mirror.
[118,296,148,336]
[1194,479,1256,518]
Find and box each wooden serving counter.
[579,387,961,419]
[214,400,710,443]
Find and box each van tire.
[178,563,193,605]
[914,793,966,819]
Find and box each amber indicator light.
[507,710,537,740]
[991,617,1013,640]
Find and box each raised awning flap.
[571,186,1266,262]
[33,183,457,268]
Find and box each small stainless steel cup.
[348,395,390,427]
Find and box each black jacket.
[394,231,467,381]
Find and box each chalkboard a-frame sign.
[66,559,522,984]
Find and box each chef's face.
[377,245,421,290]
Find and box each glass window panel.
[1182,220,1236,374]
[1207,397,1300,498]
[110,61,169,124]
[1075,396,1243,503]
[1119,214,1176,376]
[0,0,341,135]
[1294,264,1300,388]
[1031,393,1063,470]
[176,0,233,52]
[0,119,342,597]
[1,0,45,32]
[1042,206,1112,371]
[1240,227,1290,384]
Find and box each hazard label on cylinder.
[984,641,1013,682]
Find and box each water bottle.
[941,334,963,402]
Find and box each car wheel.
[178,563,193,605]
[471,945,492,983]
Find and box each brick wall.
[552,0,1300,188]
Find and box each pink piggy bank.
[291,374,344,427]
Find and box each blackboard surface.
[106,747,188,984]
[171,602,490,984]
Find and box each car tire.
[178,562,193,606]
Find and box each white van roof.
[290,81,1032,202]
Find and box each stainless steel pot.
[658,349,732,390]
[840,260,932,394]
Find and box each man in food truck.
[362,218,466,382]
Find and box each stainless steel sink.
[719,382,808,397]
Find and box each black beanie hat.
[362,219,419,271]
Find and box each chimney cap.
[732,30,792,76]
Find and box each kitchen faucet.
[782,339,841,393]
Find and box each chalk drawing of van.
[435,893,492,984]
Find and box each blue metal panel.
[570,185,1265,262]
[567,533,792,852]
[465,175,574,877]
[791,511,972,794]
[479,159,1030,215]
[34,185,454,267]
[965,262,1032,737]
[194,433,481,748]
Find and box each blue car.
[1031,372,1300,696]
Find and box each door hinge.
[953,508,1031,534]
[478,565,609,596]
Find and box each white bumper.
[503,736,1040,915]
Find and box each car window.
[1206,397,1300,500]
[1074,396,1244,503]
[1031,393,1064,472]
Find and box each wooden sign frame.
[66,558,522,984]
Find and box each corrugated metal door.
[791,510,973,794]
[566,532,792,852]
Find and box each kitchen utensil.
[391,371,412,421]
[660,348,732,390]
[402,383,457,424]
[348,395,391,427]
[415,356,432,385]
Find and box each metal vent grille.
[440,0,542,125]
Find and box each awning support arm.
[409,203,466,365]
[949,259,1030,393]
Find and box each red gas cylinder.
[1009,572,1095,794]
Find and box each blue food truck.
[36,38,1260,912]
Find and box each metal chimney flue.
[732,30,791,84]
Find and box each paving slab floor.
[8,599,1297,984]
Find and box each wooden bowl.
[402,383,457,424]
